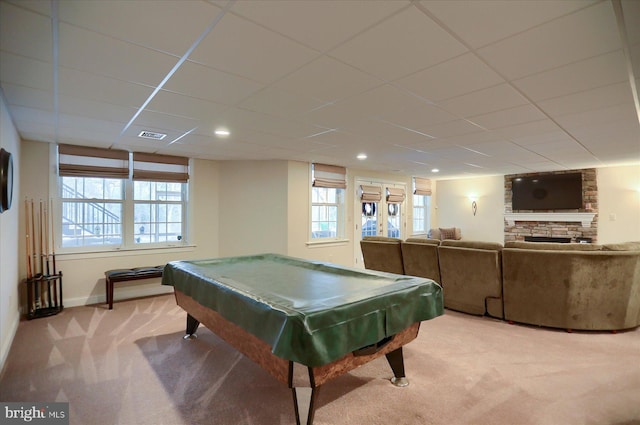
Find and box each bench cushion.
[106,266,164,281]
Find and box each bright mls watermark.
[1,403,68,424]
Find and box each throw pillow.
[439,227,456,240]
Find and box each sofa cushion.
[602,241,640,251]
[404,237,440,246]
[362,236,402,243]
[504,241,602,251]
[439,227,457,240]
[440,240,503,251]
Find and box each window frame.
[412,193,431,236]
[309,163,347,243]
[56,154,190,254]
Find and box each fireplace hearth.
[525,236,572,243]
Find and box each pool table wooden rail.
[175,289,420,425]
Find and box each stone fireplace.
[504,169,598,243]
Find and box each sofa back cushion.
[504,241,602,251]
[401,239,441,283]
[440,240,503,251]
[360,236,404,274]
[602,241,640,251]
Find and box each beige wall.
[217,160,289,257]
[434,175,506,243]
[597,164,640,243]
[433,168,640,244]
[0,92,21,370]
[18,141,221,308]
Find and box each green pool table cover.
[162,253,443,366]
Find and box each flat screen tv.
[511,172,583,210]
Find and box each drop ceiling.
[1,0,639,179]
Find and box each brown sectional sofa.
[502,241,640,331]
[360,236,405,274]
[360,236,640,331]
[401,237,441,283]
[438,240,504,319]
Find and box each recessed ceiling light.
[138,130,167,140]
[357,153,367,160]
[215,128,230,137]
[431,168,439,173]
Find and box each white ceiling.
[1,0,639,180]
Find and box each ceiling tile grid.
[0,0,638,179]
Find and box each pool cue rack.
[24,199,63,319]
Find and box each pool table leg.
[184,314,200,339]
[289,362,321,425]
[292,386,320,425]
[386,347,409,387]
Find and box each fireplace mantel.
[504,212,596,227]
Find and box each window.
[61,177,124,247]
[311,163,346,240]
[412,177,432,235]
[134,181,185,244]
[57,145,189,250]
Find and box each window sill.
[56,244,196,261]
[306,238,349,248]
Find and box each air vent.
[138,131,167,140]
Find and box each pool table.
[162,254,443,425]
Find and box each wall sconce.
[468,195,478,216]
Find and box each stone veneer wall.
[504,168,598,243]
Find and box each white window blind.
[132,152,189,183]
[359,185,382,202]
[312,163,347,189]
[413,177,432,196]
[386,187,406,204]
[58,144,129,179]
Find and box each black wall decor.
[0,148,14,213]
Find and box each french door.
[353,179,406,268]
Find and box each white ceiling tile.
[190,13,318,84]
[58,95,135,124]
[469,104,547,130]
[272,56,383,103]
[229,1,409,52]
[1,2,52,62]
[395,53,504,102]
[147,90,227,123]
[58,0,221,56]
[330,6,467,81]
[58,67,153,107]
[421,0,596,49]
[477,2,621,80]
[536,82,634,117]
[0,52,53,91]
[134,110,200,135]
[163,61,263,105]
[1,83,53,112]
[58,23,177,86]
[554,104,638,131]
[513,51,628,102]
[238,87,325,119]
[439,83,528,117]
[421,119,484,139]
[495,119,564,141]
[9,105,55,127]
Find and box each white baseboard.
[0,309,20,377]
[64,284,174,308]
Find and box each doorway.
[353,179,406,268]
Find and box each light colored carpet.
[1,294,639,425]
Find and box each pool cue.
[44,202,52,307]
[50,198,58,307]
[39,200,45,307]
[31,199,40,308]
[25,200,33,312]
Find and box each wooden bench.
[105,266,164,309]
